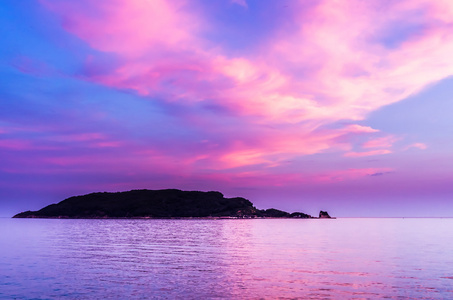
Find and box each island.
[13,189,333,219]
[319,211,333,218]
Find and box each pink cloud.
[343,125,379,134]
[39,132,123,149]
[267,0,453,122]
[315,168,394,182]
[194,167,396,186]
[95,141,123,148]
[344,150,392,158]
[52,133,106,142]
[41,0,199,58]
[0,140,31,150]
[362,136,398,149]
[39,0,453,172]
[404,143,428,150]
[44,0,453,121]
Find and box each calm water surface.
[1,218,452,299]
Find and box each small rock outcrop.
[319,210,332,218]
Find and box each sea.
[1,218,452,299]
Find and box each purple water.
[1,218,452,299]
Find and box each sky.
[1,0,453,217]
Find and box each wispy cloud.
[404,143,428,150]
[344,150,392,158]
[15,0,453,181]
[362,136,398,149]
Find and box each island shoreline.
[13,189,334,219]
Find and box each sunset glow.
[1,0,453,216]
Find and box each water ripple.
[1,218,453,299]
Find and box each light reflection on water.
[1,218,453,299]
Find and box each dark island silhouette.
[13,189,333,219]
[319,211,332,218]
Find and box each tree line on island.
[13,189,333,219]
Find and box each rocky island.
[13,189,332,219]
[319,211,333,218]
